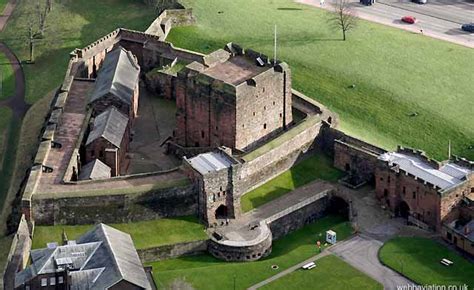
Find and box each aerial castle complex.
[6,8,473,289]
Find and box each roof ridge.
[96,224,129,283]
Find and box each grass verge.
[0,51,15,100]
[241,153,344,212]
[149,215,352,290]
[379,237,474,287]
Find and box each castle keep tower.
[174,44,293,152]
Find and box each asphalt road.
[328,234,414,290]
[299,0,474,47]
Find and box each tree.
[331,0,357,41]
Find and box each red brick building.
[84,107,130,176]
[174,44,292,151]
[89,46,140,120]
[375,147,473,231]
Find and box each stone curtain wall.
[138,240,208,263]
[237,119,323,196]
[3,215,32,289]
[268,192,330,240]
[31,183,197,225]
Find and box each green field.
[261,255,382,290]
[379,237,474,287]
[0,0,8,16]
[0,107,12,165]
[1,0,156,104]
[32,216,207,250]
[149,215,352,290]
[241,153,343,212]
[167,0,474,160]
[0,51,15,100]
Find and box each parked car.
[461,23,474,33]
[401,16,417,24]
[412,0,427,4]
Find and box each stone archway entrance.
[396,201,410,218]
[328,196,350,220]
[215,205,228,219]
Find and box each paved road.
[0,42,28,118]
[248,234,414,289]
[328,234,414,290]
[299,0,474,48]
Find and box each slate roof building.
[78,159,111,181]
[184,148,240,226]
[375,147,473,231]
[15,224,153,290]
[84,106,130,177]
[89,46,140,119]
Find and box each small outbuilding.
[84,106,130,176]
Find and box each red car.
[402,16,417,24]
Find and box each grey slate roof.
[15,224,151,289]
[86,106,129,148]
[79,159,111,180]
[89,46,140,106]
[379,152,472,190]
[187,151,233,175]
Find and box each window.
[50,277,56,286]
[471,187,474,193]
[58,277,64,284]
[99,151,104,158]
[253,112,256,116]
[264,106,266,110]
[41,278,47,287]
[201,131,205,138]
[446,232,452,241]
[402,186,406,195]
[279,113,282,118]
[273,101,275,105]
[216,126,218,131]
[263,123,267,129]
[413,192,416,199]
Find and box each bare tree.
[331,0,357,41]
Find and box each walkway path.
[248,251,331,289]
[0,42,28,118]
[247,184,430,289]
[0,0,17,32]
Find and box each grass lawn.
[1,0,156,104]
[0,0,8,15]
[241,153,344,212]
[261,255,382,290]
[32,216,207,250]
[0,52,15,100]
[379,237,474,287]
[0,106,12,166]
[167,0,474,160]
[149,215,353,290]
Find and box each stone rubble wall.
[138,240,208,263]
